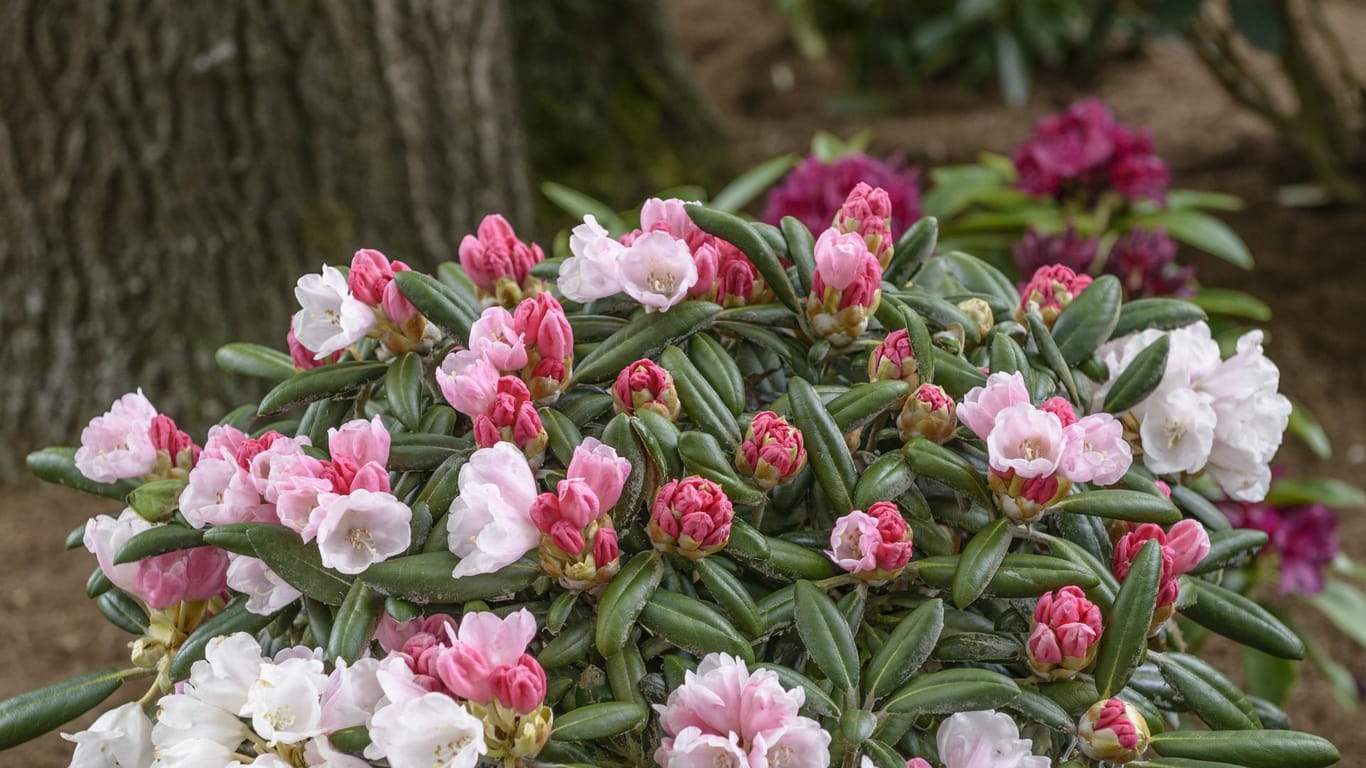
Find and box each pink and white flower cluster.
[180,416,411,604]
[84,508,229,611]
[960,372,1131,521]
[75,391,199,483]
[1113,520,1210,630]
[559,197,773,312]
[530,438,631,589]
[654,653,831,768]
[1097,321,1291,501]
[806,226,883,346]
[458,213,546,306]
[290,249,429,363]
[827,502,914,583]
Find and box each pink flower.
[84,509,154,595]
[898,384,957,444]
[434,609,536,706]
[958,372,1029,441]
[714,241,764,307]
[1107,228,1195,298]
[530,438,631,563]
[811,228,881,306]
[75,391,160,483]
[514,292,573,363]
[1027,586,1103,679]
[149,415,198,467]
[437,355,547,460]
[986,403,1067,478]
[639,197,709,252]
[292,265,376,358]
[1039,397,1077,427]
[560,215,627,303]
[446,442,541,577]
[1019,264,1093,327]
[567,437,632,513]
[348,249,401,306]
[1012,226,1098,277]
[1166,519,1212,574]
[612,359,681,420]
[648,476,734,559]
[762,152,922,240]
[436,354,500,416]
[179,427,277,528]
[288,327,338,371]
[1108,124,1170,202]
[654,653,831,768]
[328,416,391,468]
[1078,698,1151,763]
[1112,523,1201,624]
[381,274,419,328]
[826,502,913,582]
[458,214,544,295]
[834,182,894,268]
[735,411,807,492]
[226,555,302,615]
[1013,98,1168,204]
[868,328,920,386]
[1060,413,1132,486]
[135,545,230,610]
[313,489,413,574]
[457,306,529,373]
[618,230,698,312]
[490,653,548,714]
[936,710,1049,768]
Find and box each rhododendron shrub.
[5,195,1342,768]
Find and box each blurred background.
[4,1,1365,763]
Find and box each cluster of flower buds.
[613,358,681,420]
[1018,264,1093,328]
[292,249,435,362]
[530,439,630,590]
[735,411,806,492]
[696,238,775,307]
[898,384,957,443]
[1112,520,1210,633]
[438,356,548,465]
[1078,698,1151,763]
[833,181,894,269]
[1013,98,1170,203]
[867,328,920,388]
[1012,225,1098,277]
[960,374,1132,522]
[512,293,574,401]
[649,476,734,558]
[459,213,546,307]
[827,502,914,584]
[1027,586,1103,679]
[807,228,882,347]
[1013,226,1195,300]
[763,152,923,242]
[75,391,199,484]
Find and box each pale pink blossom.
[654,653,831,768]
[958,372,1030,441]
[273,472,334,539]
[319,657,384,733]
[328,416,392,468]
[84,509,152,595]
[446,442,541,577]
[451,306,529,373]
[366,692,486,768]
[1166,519,1212,574]
[247,434,317,501]
[619,230,698,311]
[151,693,247,752]
[185,632,264,714]
[813,228,874,292]
[75,391,159,483]
[825,502,913,580]
[559,215,626,302]
[566,437,632,514]
[640,197,707,250]
[226,555,303,615]
[986,403,1067,478]
[1060,413,1132,485]
[936,710,1049,768]
[1138,387,1216,476]
[291,265,376,358]
[514,292,574,361]
[313,490,413,574]
[434,609,537,705]
[435,354,499,417]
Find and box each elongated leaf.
[1157,652,1259,730]
[827,380,909,433]
[113,525,206,565]
[929,347,988,398]
[1132,210,1253,268]
[882,668,1020,715]
[1190,529,1268,575]
[596,551,665,657]
[1010,687,1075,731]
[551,701,649,741]
[0,668,129,750]
[1182,578,1305,659]
[1102,334,1170,414]
[170,596,281,678]
[1113,298,1207,338]
[864,599,944,704]
[687,205,800,313]
[244,524,351,604]
[362,553,539,604]
[257,361,388,415]
[1287,399,1331,459]
[1148,730,1339,768]
[789,377,857,514]
[26,447,138,501]
[326,580,384,664]
[1026,310,1079,403]
[782,217,817,294]
[693,557,763,637]
[640,591,754,663]
[1193,287,1272,322]
[570,301,721,384]
[329,726,371,755]
[853,453,915,511]
[541,182,623,232]
[215,342,296,381]
[1264,477,1366,509]
[688,333,745,417]
[1047,489,1181,524]
[539,620,594,670]
[953,518,1012,609]
[711,154,799,213]
[385,352,425,429]
[903,438,990,505]
[887,216,938,286]
[794,581,860,694]
[1094,539,1161,697]
[1170,484,1233,532]
[676,431,765,507]
[1052,275,1122,364]
[661,344,741,446]
[96,590,149,634]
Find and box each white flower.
[304,737,372,768]
[74,391,159,483]
[248,755,295,768]
[291,265,376,358]
[149,738,236,768]
[319,657,384,733]
[186,632,264,715]
[1138,387,1216,475]
[366,693,487,768]
[936,710,1049,768]
[226,555,302,616]
[151,693,246,750]
[1198,331,1291,502]
[559,215,626,302]
[61,702,153,768]
[618,230,697,312]
[314,489,413,574]
[446,442,541,577]
[243,657,329,745]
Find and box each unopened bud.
[956,297,995,340]
[1018,264,1092,328]
[807,228,882,347]
[897,384,956,443]
[649,477,734,558]
[612,359,681,421]
[1078,698,1150,763]
[1027,586,1103,680]
[989,469,1070,524]
[867,328,919,387]
[834,182,895,269]
[735,411,806,492]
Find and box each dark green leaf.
[361,553,539,604]
[326,580,384,664]
[1094,539,1162,697]
[1182,578,1305,660]
[793,581,860,694]
[639,591,754,663]
[550,701,649,741]
[385,353,425,430]
[26,447,138,501]
[257,362,388,415]
[1102,334,1170,414]
[570,301,721,385]
[1052,275,1122,364]
[0,668,128,750]
[952,518,1012,609]
[863,599,944,704]
[882,668,1020,715]
[1047,490,1181,525]
[596,551,665,657]
[1149,729,1339,768]
[789,377,857,514]
[215,342,296,381]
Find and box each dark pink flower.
[1027,586,1103,679]
[763,153,922,239]
[458,214,544,296]
[735,411,806,492]
[1012,227,1098,277]
[649,476,734,558]
[612,359,680,420]
[1013,98,1169,203]
[491,653,548,715]
[868,328,919,386]
[1106,228,1195,298]
[1019,264,1093,327]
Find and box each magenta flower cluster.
[763,153,922,240]
[1223,498,1339,594]
[1013,98,1170,203]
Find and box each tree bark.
[0,0,532,479]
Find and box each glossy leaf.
[1094,539,1161,697]
[793,581,860,694]
[789,377,857,514]
[596,551,665,657]
[570,301,721,385]
[952,518,1012,609]
[257,361,388,415]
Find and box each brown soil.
[5,4,1366,765]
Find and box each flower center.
[1019,439,1040,460]
[647,270,677,295]
[768,746,796,767]
[1164,418,1186,448]
[348,526,377,553]
[435,733,473,762]
[712,754,740,768]
[265,706,296,730]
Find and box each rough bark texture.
[0,0,532,479]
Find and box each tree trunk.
[0,0,532,479]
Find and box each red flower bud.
[649,477,733,558]
[1018,264,1093,328]
[458,214,545,302]
[1078,698,1151,763]
[612,359,681,421]
[834,182,894,269]
[735,411,806,492]
[1027,586,1103,679]
[897,384,956,444]
[491,654,548,715]
[867,328,919,386]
